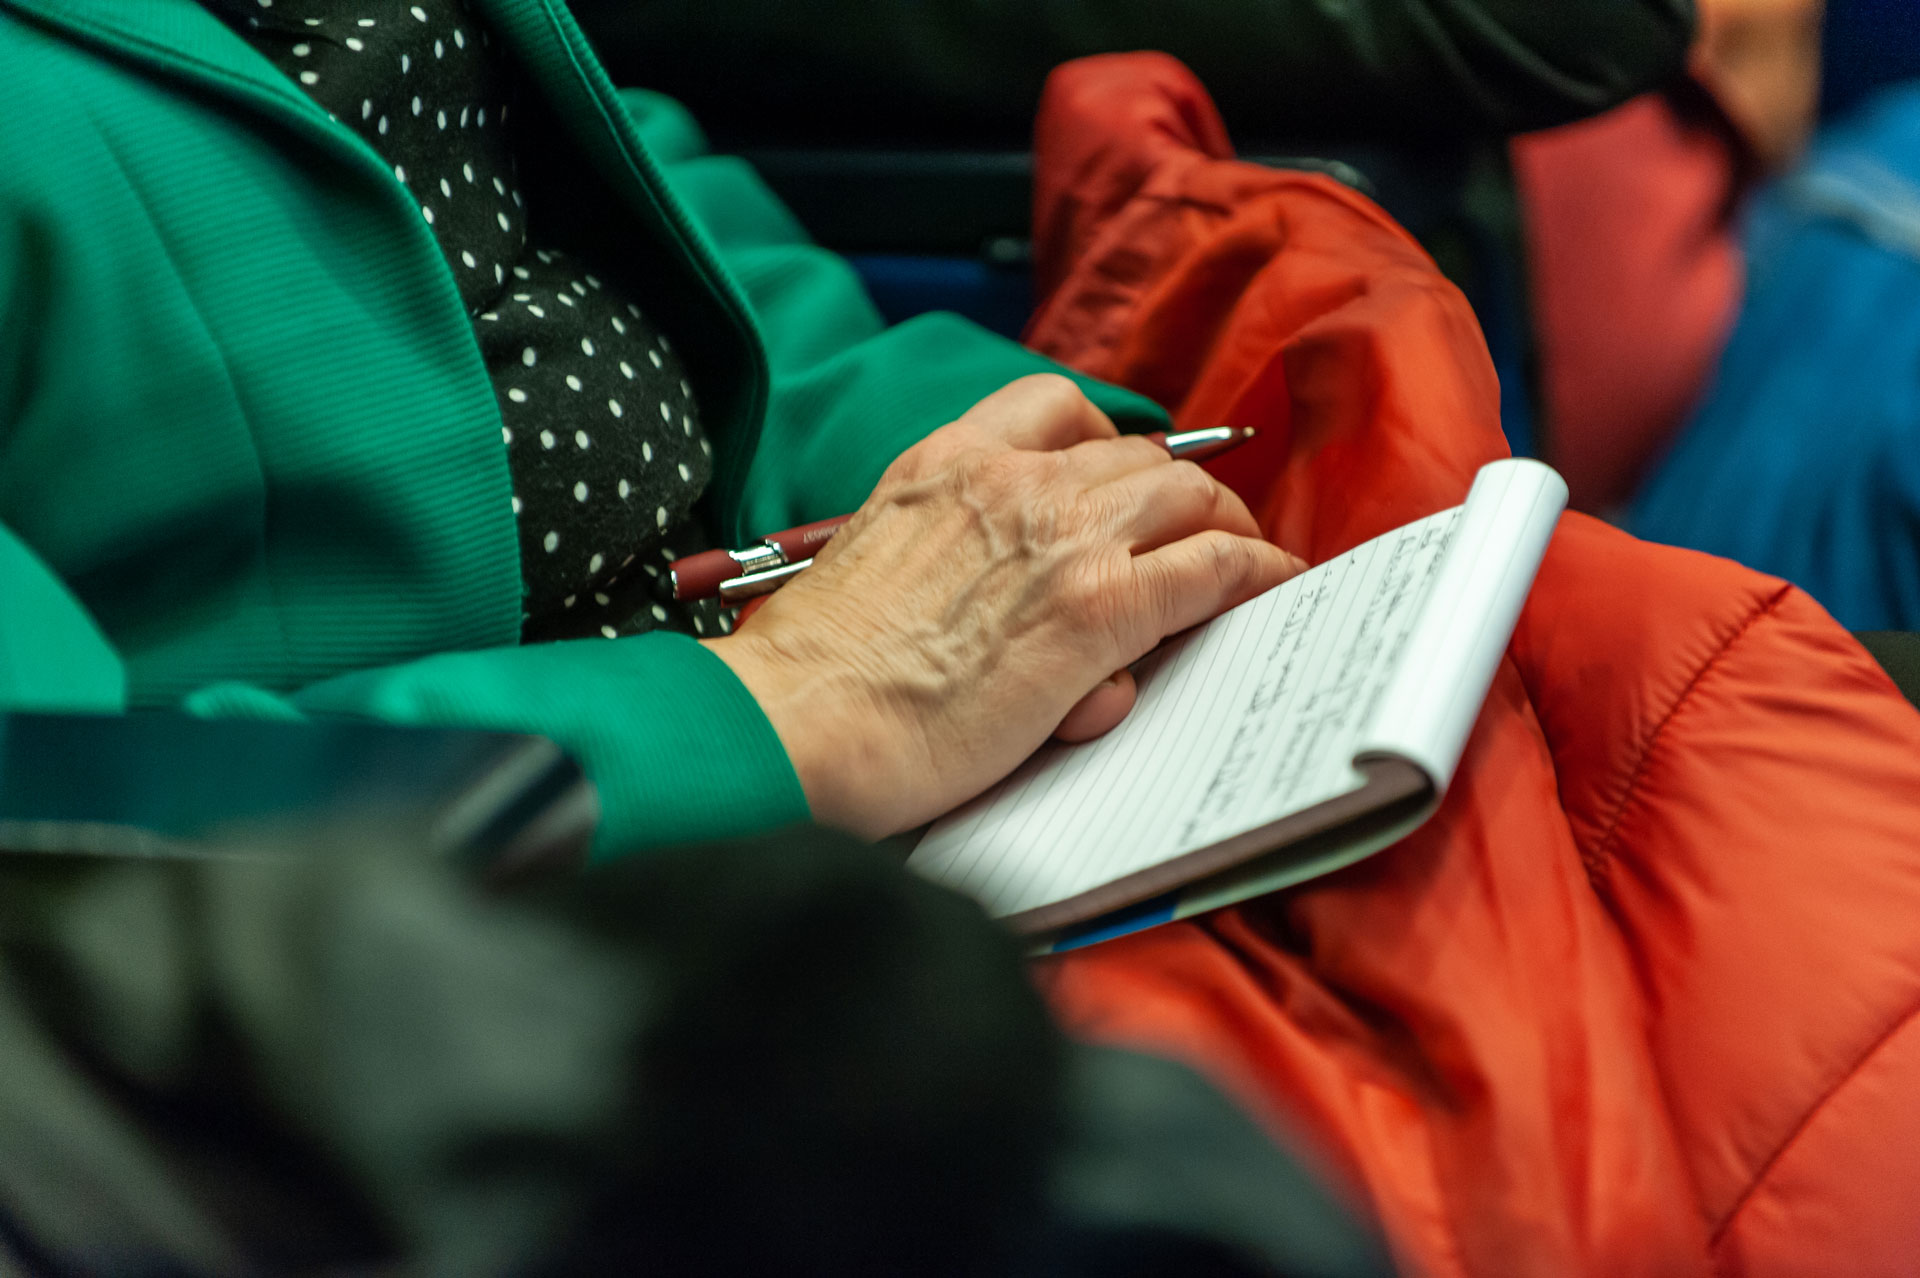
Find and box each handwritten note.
[911,507,1462,920]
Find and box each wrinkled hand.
[703,375,1304,839]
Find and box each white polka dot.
[600,625,618,640]
[699,438,712,457]
[299,70,319,85]
[574,482,589,502]
[292,43,311,56]
[511,495,522,514]
[650,603,669,623]
[659,335,672,352]
[460,250,476,268]
[440,177,453,198]
[420,204,434,224]
[595,592,610,606]
[378,115,389,135]
[500,104,509,123]
[304,18,322,27]
[400,53,410,73]
[454,28,467,48]
[627,303,642,318]
[513,292,531,302]
[345,36,364,51]
[580,338,596,357]
[564,595,577,608]
[507,387,527,403]
[480,312,498,322]
[361,99,373,119]
[693,616,707,634]
[642,562,659,577]
[526,304,545,318]
[393,164,406,183]
[589,553,605,573]
[575,430,591,449]
[434,39,445,59]
[608,398,624,418]
[680,379,692,398]
[512,191,523,207]
[497,212,511,232]
[655,506,669,529]
[556,293,576,308]
[678,463,692,482]
[659,402,672,421]
[618,479,631,498]
[619,361,635,379]
[610,316,626,335]
[542,530,559,553]
[436,109,447,130]
[521,347,537,367]
[683,418,693,436]
[513,266,530,280]
[494,264,504,283]
[411,95,422,116]
[648,350,663,369]
[357,18,375,27]
[570,280,587,297]
[501,426,513,444]
[565,374,583,391]
[535,249,553,263]
[586,273,603,289]
[463,162,475,184]
[539,430,556,449]
[642,442,653,463]
[460,106,470,128]
[477,107,488,127]
[410,4,428,20]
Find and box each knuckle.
[1205,532,1260,590]
[1167,460,1221,511]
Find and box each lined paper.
[911,508,1461,919]
[909,459,1568,923]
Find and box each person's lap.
[1022,53,1920,1276]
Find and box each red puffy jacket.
[1022,54,1920,1278]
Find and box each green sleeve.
[0,525,126,715]
[583,0,1692,143]
[620,89,1171,537]
[184,632,809,862]
[0,530,806,858]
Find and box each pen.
[671,426,1257,605]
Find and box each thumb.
[1052,668,1138,743]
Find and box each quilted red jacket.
[1022,54,1920,1278]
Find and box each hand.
[702,375,1304,839]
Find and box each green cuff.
[277,632,809,861]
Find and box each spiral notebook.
[908,459,1567,950]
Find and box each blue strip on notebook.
[1046,892,1182,953]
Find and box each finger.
[1132,530,1307,639]
[954,373,1120,452]
[1094,460,1265,550]
[1057,432,1173,486]
[1053,669,1138,743]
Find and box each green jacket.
[0,0,1167,857]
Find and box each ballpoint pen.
[670,426,1257,606]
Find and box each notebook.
[907,458,1567,950]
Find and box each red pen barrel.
[764,516,850,561]
[669,548,743,602]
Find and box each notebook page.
[910,503,1466,921]
[1355,459,1566,786]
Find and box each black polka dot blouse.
[208,0,733,643]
